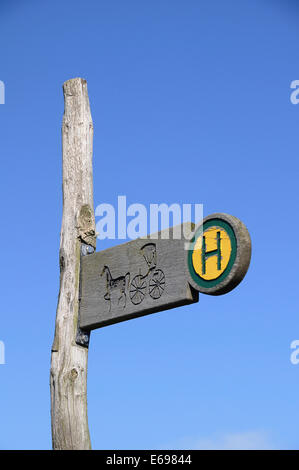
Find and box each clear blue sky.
[0,0,298,450]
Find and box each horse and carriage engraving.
[101,243,165,311]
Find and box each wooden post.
[50,78,96,450]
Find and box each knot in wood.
[70,368,78,381]
[77,204,96,248]
[59,253,65,273]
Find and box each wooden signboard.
[79,214,252,331]
[79,224,199,330]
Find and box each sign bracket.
[76,243,95,347]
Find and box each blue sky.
[0,0,299,450]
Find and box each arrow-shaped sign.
[79,214,251,331]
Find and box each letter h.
[201,231,221,275]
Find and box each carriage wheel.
[149,269,165,299]
[130,275,147,305]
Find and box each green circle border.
[187,218,237,289]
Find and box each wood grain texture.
[79,224,199,330]
[50,78,95,450]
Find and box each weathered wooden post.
[50,78,96,450]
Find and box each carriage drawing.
[129,243,165,305]
[101,243,165,311]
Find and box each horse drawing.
[101,265,130,312]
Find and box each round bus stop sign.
[186,213,251,295]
